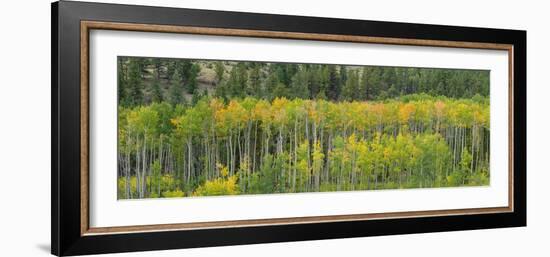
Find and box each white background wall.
[0,0,547,256]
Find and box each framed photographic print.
[51,1,526,256]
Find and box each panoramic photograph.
[117,56,490,199]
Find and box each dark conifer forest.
[117,57,490,199]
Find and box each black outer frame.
[51,1,526,256]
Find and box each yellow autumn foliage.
[193,175,240,196]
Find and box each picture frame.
[51,1,526,256]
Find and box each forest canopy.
[117,57,490,199]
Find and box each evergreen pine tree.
[359,67,369,100]
[327,65,340,100]
[169,69,183,105]
[339,65,348,86]
[214,61,225,84]
[186,63,200,94]
[127,58,144,106]
[118,58,129,106]
[291,67,310,99]
[151,80,163,103]
[248,64,261,97]
[342,70,358,101]
[191,90,202,105]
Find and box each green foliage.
[151,74,163,103]
[248,64,262,97]
[127,58,144,106]
[185,63,200,94]
[117,56,492,199]
[169,69,184,105]
[118,57,489,107]
[341,69,359,101]
[291,67,310,99]
[327,65,340,100]
[118,58,129,106]
[214,61,225,83]
[162,190,185,198]
[117,174,180,199]
[117,95,490,198]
